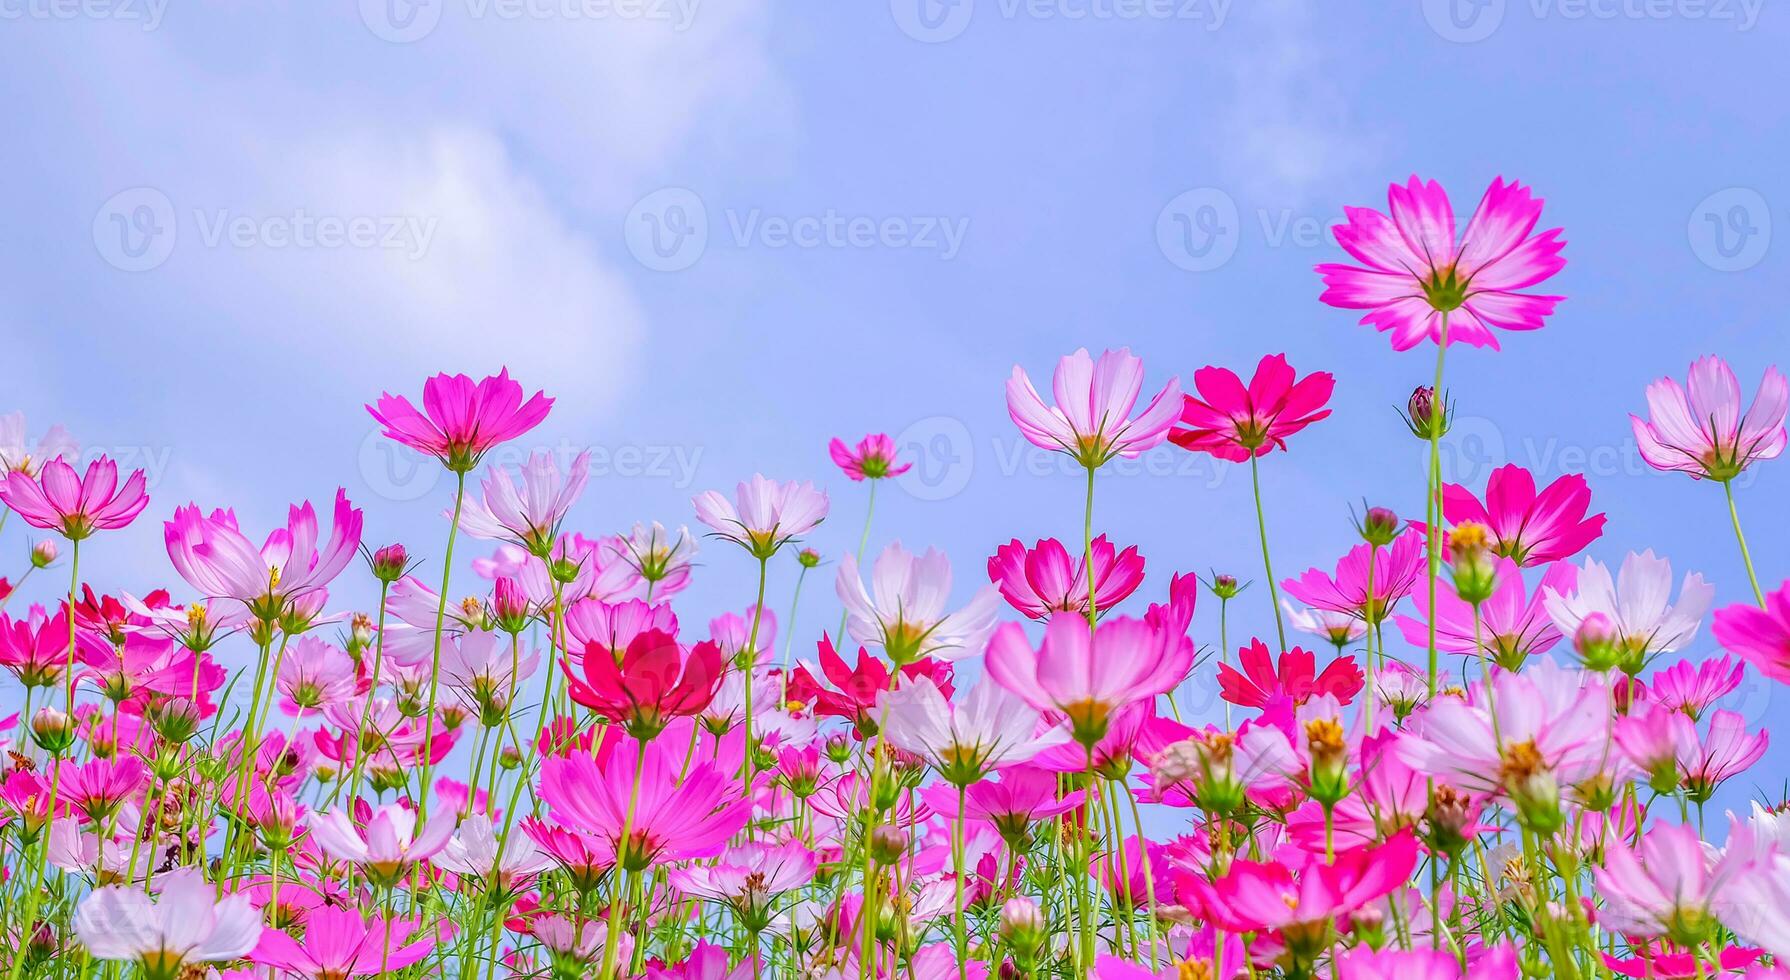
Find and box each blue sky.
[3,1,1788,793]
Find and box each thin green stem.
[1248,455,1286,651]
[1426,313,1449,695]
[1723,479,1766,606]
[415,470,468,819]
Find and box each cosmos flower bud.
[869,824,908,865]
[1572,612,1623,672]
[1424,785,1475,857]
[149,697,201,744]
[370,543,410,583]
[824,733,852,764]
[493,577,531,633]
[1405,385,1450,439]
[1349,906,1386,950]
[29,539,57,568]
[1501,740,1564,834]
[1356,506,1401,547]
[1208,574,1243,600]
[797,547,822,569]
[347,612,375,659]
[1000,897,1047,961]
[1303,718,1351,805]
[30,706,76,754]
[499,745,523,770]
[1445,521,1498,605]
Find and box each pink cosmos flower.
[1442,464,1605,565]
[434,812,551,890]
[0,456,147,540]
[878,674,1069,785]
[610,521,698,599]
[164,490,363,623]
[307,801,454,884]
[837,542,1000,664]
[1282,531,1424,624]
[828,433,911,481]
[1316,175,1566,350]
[1679,709,1768,802]
[1394,559,1576,670]
[1282,601,1367,648]
[1218,639,1363,711]
[74,867,261,975]
[1169,354,1334,461]
[1544,550,1713,661]
[1714,580,1790,685]
[519,817,614,891]
[986,613,1191,746]
[538,739,748,871]
[669,840,818,929]
[562,628,723,738]
[644,942,758,980]
[692,475,829,559]
[707,606,777,668]
[1336,946,1518,980]
[0,411,76,477]
[563,597,678,665]
[457,449,591,557]
[0,604,80,689]
[57,755,148,821]
[987,535,1144,621]
[1006,347,1181,468]
[252,906,441,979]
[919,764,1084,842]
[1631,355,1787,481]
[1650,654,1745,719]
[1597,820,1758,944]
[366,367,552,472]
[275,636,358,715]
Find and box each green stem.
[1723,479,1766,606]
[1248,455,1286,651]
[1426,312,1449,695]
[598,738,649,980]
[953,783,968,980]
[415,470,468,819]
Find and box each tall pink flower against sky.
[1282,531,1424,624]
[1316,175,1566,350]
[1169,353,1334,461]
[985,613,1191,746]
[1543,550,1713,660]
[1714,580,1790,684]
[366,367,553,473]
[562,628,723,738]
[987,535,1144,621]
[73,867,261,976]
[1441,464,1605,566]
[1631,355,1787,481]
[1218,639,1363,711]
[457,449,591,557]
[837,542,999,664]
[1394,558,1575,669]
[0,412,76,477]
[1006,347,1181,468]
[1649,654,1745,719]
[693,474,829,559]
[828,433,911,481]
[538,739,748,871]
[0,456,147,541]
[164,489,363,623]
[878,674,1068,785]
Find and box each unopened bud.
[499,745,523,770]
[797,548,822,569]
[1406,386,1449,439]
[869,824,908,865]
[999,897,1046,960]
[824,733,853,764]
[149,698,201,744]
[30,707,76,754]
[1572,612,1623,672]
[493,577,531,633]
[1446,522,1498,605]
[29,540,57,569]
[1209,574,1242,600]
[1357,506,1400,547]
[370,544,409,583]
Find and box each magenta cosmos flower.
[0,456,148,541]
[164,489,363,623]
[1336,946,1518,980]
[538,739,748,871]
[985,613,1191,746]
[1281,531,1424,625]
[1714,580,1790,685]
[1441,464,1604,566]
[1316,176,1566,350]
[1169,353,1334,461]
[988,535,1144,621]
[1631,355,1787,481]
[253,906,441,978]
[562,629,724,738]
[692,474,829,560]
[828,433,911,481]
[1006,347,1181,468]
[366,367,552,472]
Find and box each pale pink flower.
[1316,175,1566,350]
[1282,600,1367,647]
[457,450,591,557]
[1394,558,1575,669]
[609,521,698,598]
[74,867,261,973]
[274,637,358,715]
[877,674,1068,785]
[307,802,454,884]
[434,812,551,889]
[837,542,1000,664]
[163,489,363,623]
[828,433,912,481]
[366,367,552,472]
[1544,550,1713,660]
[1005,347,1181,468]
[0,456,148,540]
[987,535,1144,621]
[669,840,818,929]
[1631,355,1787,481]
[1679,709,1768,802]
[693,475,829,559]
[0,411,76,477]
[985,613,1191,746]
[1597,820,1757,943]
